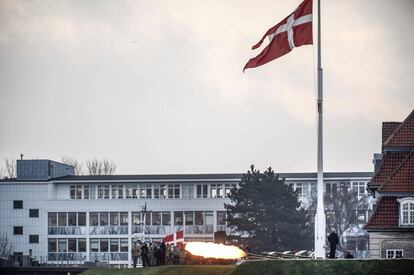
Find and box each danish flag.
[163,230,184,247]
[243,0,313,71]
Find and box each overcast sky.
[0,0,413,174]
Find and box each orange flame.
[185,242,246,259]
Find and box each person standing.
[141,243,150,267]
[328,229,339,259]
[131,243,140,268]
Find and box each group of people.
[131,241,184,268]
[328,228,353,259]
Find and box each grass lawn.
[81,259,414,275]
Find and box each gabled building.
[365,109,414,259]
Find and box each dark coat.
[328,232,339,248]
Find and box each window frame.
[29,209,39,218]
[398,197,414,226]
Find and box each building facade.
[365,110,414,259]
[0,160,372,266]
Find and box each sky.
[0,0,413,175]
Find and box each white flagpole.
[314,0,326,258]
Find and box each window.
[126,185,133,199]
[70,185,76,199]
[326,182,338,196]
[29,209,39,218]
[110,239,119,252]
[132,185,139,199]
[90,239,99,252]
[182,184,194,199]
[100,212,109,226]
[196,184,208,198]
[76,185,82,199]
[352,182,366,197]
[90,212,99,226]
[185,211,194,225]
[145,212,151,225]
[140,184,152,198]
[225,184,236,197]
[120,239,128,252]
[13,200,23,209]
[13,226,23,235]
[195,211,204,225]
[386,249,404,259]
[90,185,96,199]
[100,238,109,252]
[399,198,414,225]
[111,185,118,199]
[154,184,166,199]
[48,239,57,252]
[162,212,171,226]
[104,185,110,199]
[78,238,86,252]
[167,184,180,198]
[118,185,124,199]
[174,211,183,225]
[205,211,213,226]
[120,212,128,226]
[132,212,141,225]
[153,212,161,225]
[211,184,223,198]
[68,238,77,252]
[110,212,119,226]
[84,185,89,199]
[68,212,77,226]
[217,211,226,225]
[78,212,86,226]
[48,212,57,226]
[357,210,367,223]
[58,212,67,226]
[58,239,67,252]
[98,185,104,199]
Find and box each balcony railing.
[89,252,128,261]
[48,252,87,261]
[48,226,87,235]
[89,226,128,235]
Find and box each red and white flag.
[243,0,313,71]
[163,230,184,247]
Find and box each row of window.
[12,200,39,217]
[289,181,368,198]
[47,238,128,253]
[47,211,227,228]
[70,183,236,200]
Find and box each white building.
[0,159,372,267]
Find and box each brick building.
[365,109,414,258]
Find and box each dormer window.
[398,197,414,225]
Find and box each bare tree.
[61,156,84,175]
[102,159,117,175]
[86,159,116,175]
[4,159,16,178]
[0,232,12,258]
[0,166,4,179]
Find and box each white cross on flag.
[243,0,313,71]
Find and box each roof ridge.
[383,109,414,147]
[378,149,414,192]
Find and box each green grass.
[81,265,234,275]
[82,260,414,275]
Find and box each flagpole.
[314,0,326,258]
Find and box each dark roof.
[0,172,373,183]
[383,109,414,148]
[379,150,414,193]
[382,122,402,145]
[364,197,399,230]
[368,151,411,187]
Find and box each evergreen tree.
[225,166,313,252]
